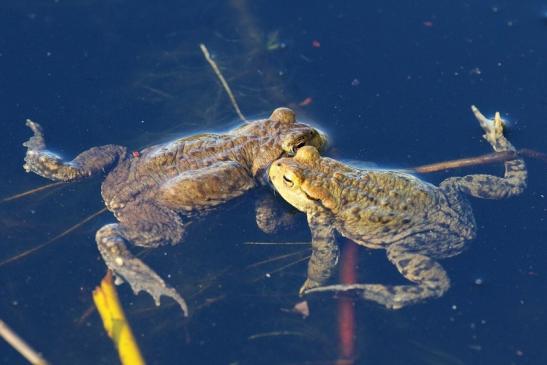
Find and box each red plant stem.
[337,239,359,362]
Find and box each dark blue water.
[1,1,546,364]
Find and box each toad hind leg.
[440,106,527,199]
[96,203,189,316]
[305,243,450,309]
[23,120,126,181]
[97,224,188,316]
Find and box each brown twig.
[0,320,49,365]
[407,148,547,174]
[1,182,66,203]
[200,43,247,122]
[243,241,310,246]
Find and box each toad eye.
[291,139,307,154]
[283,175,294,187]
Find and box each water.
[1,1,546,364]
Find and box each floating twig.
[200,43,247,122]
[248,331,307,340]
[408,148,547,174]
[245,248,310,269]
[0,319,49,365]
[1,182,66,204]
[0,207,107,267]
[251,254,311,283]
[243,241,310,246]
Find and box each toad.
[23,107,326,315]
[269,106,526,309]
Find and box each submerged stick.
[407,148,547,174]
[243,241,310,246]
[0,320,49,365]
[254,255,311,280]
[1,181,66,203]
[0,207,107,267]
[246,248,310,269]
[337,240,358,364]
[200,43,247,122]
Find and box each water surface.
[1,1,546,364]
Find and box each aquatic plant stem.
[408,148,547,174]
[250,254,311,283]
[1,182,66,203]
[0,207,107,267]
[337,240,358,364]
[0,320,49,365]
[200,43,247,122]
[245,248,310,269]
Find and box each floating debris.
[293,300,310,318]
[299,97,313,107]
[0,320,49,365]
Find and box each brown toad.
[269,106,527,309]
[23,107,326,315]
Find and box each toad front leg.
[97,202,190,316]
[254,193,298,234]
[23,120,126,181]
[299,212,339,295]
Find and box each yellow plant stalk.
[93,271,146,365]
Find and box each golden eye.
[283,175,294,187]
[291,139,306,154]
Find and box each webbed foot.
[23,120,127,181]
[23,120,68,180]
[471,105,508,151]
[299,278,322,296]
[23,119,46,151]
[96,224,189,316]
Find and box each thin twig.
[245,248,310,269]
[243,241,310,246]
[199,43,247,122]
[407,148,547,174]
[0,207,107,267]
[0,320,49,365]
[248,331,307,340]
[408,150,518,173]
[520,148,547,163]
[251,254,311,283]
[1,182,66,203]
